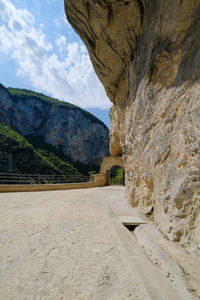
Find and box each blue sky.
[0,0,111,127]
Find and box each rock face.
[0,84,109,165]
[65,1,200,249]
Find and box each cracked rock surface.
[65,0,200,250]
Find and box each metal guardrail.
[0,173,91,185]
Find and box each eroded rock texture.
[65,1,200,249]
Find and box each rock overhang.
[65,0,142,102]
[64,0,200,249]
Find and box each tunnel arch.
[100,156,125,186]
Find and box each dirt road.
[0,187,193,299]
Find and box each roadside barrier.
[0,172,90,185]
[0,172,107,193]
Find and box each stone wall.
[65,0,200,251]
[90,173,106,187]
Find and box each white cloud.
[55,35,67,53]
[54,18,61,29]
[54,15,71,30]
[0,0,111,109]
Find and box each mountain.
[0,84,109,168]
[0,122,80,175]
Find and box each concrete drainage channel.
[117,215,193,300]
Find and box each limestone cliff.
[0,84,109,166]
[65,0,200,250]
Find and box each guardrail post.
[38,174,40,184]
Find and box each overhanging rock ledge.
[65,0,200,251]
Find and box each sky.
[0,0,111,127]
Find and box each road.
[0,187,192,300]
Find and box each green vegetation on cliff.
[25,134,100,175]
[0,123,81,175]
[36,149,81,176]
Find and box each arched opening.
[106,165,125,186]
[100,156,124,186]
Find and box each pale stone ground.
[0,187,198,300]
